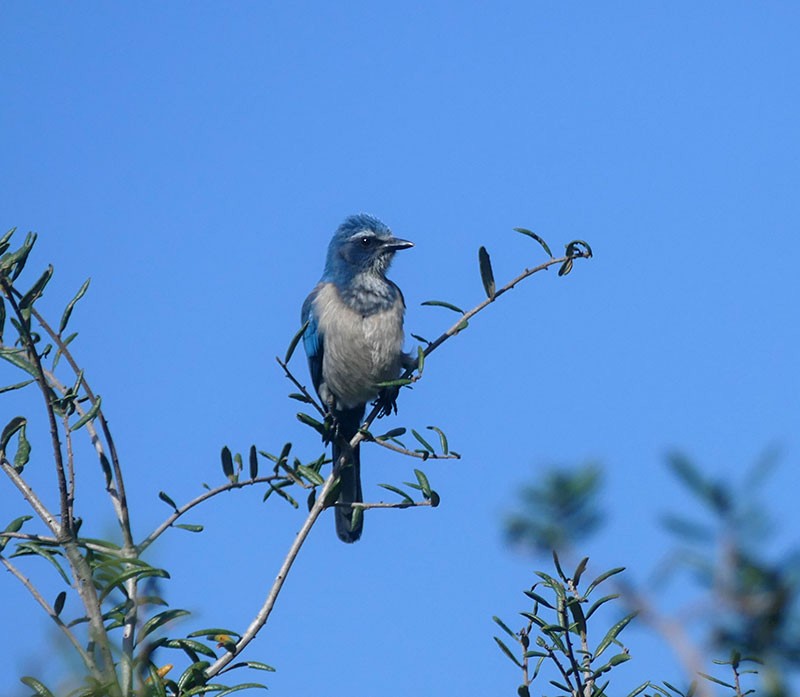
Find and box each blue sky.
[2,2,799,695]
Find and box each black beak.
[383,236,414,251]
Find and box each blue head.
[323,213,413,284]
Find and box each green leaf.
[426,425,448,454]
[429,490,441,507]
[573,557,589,586]
[414,469,432,497]
[137,609,191,644]
[70,396,102,431]
[0,348,39,378]
[411,429,434,453]
[592,652,631,677]
[288,392,313,404]
[492,615,516,639]
[585,567,625,596]
[625,682,652,697]
[697,673,735,689]
[514,227,553,257]
[410,333,430,345]
[11,542,70,584]
[284,319,309,363]
[478,246,496,298]
[421,299,464,314]
[249,445,258,479]
[558,258,573,276]
[231,661,276,672]
[158,491,178,510]
[58,278,90,334]
[517,686,530,697]
[378,483,414,504]
[297,412,327,437]
[20,676,55,697]
[0,296,5,342]
[375,377,414,388]
[1,232,37,280]
[552,550,568,583]
[297,464,325,486]
[416,345,425,374]
[217,685,269,696]
[18,265,54,311]
[566,239,593,258]
[585,594,620,619]
[0,378,34,395]
[0,515,32,552]
[523,589,555,609]
[174,524,204,533]
[0,228,14,256]
[493,636,523,668]
[53,591,66,616]
[1,416,26,454]
[594,612,637,659]
[187,627,242,639]
[98,566,170,602]
[161,638,217,658]
[377,427,406,440]
[221,446,234,480]
[14,422,30,470]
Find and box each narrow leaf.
[426,425,448,454]
[14,423,30,470]
[158,491,178,510]
[478,246,496,298]
[174,524,204,533]
[410,429,434,452]
[514,227,553,257]
[558,258,573,276]
[594,612,637,658]
[0,379,34,395]
[285,320,309,363]
[416,345,425,374]
[70,396,102,431]
[585,567,625,596]
[221,446,234,479]
[414,469,432,497]
[58,278,90,334]
[492,615,516,639]
[573,557,589,586]
[53,591,66,616]
[378,483,414,504]
[421,299,464,314]
[1,416,26,453]
[137,609,191,644]
[297,412,327,437]
[18,265,53,312]
[377,427,406,440]
[20,677,55,697]
[493,636,523,668]
[0,348,39,378]
[249,445,258,479]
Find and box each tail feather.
[332,407,364,543]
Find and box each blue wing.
[301,285,324,394]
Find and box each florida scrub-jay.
[302,214,413,542]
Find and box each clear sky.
[2,2,799,695]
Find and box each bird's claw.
[373,387,400,418]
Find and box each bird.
[301,213,413,542]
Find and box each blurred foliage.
[503,452,800,696]
[504,464,604,554]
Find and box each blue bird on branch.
[302,214,414,542]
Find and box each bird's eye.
[359,236,372,247]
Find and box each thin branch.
[1,555,98,678]
[204,470,339,679]
[369,436,460,460]
[30,304,135,552]
[346,500,433,510]
[0,529,121,555]
[1,458,60,535]
[275,357,326,418]
[138,474,282,554]
[2,279,119,693]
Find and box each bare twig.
[138,474,282,553]
[204,470,339,679]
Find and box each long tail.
[332,406,364,543]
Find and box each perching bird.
[302,214,413,542]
